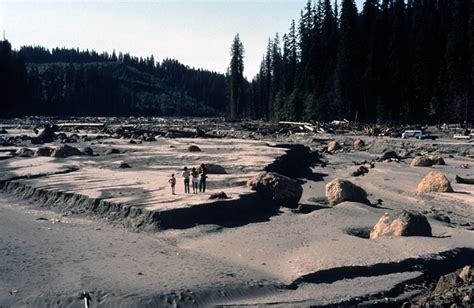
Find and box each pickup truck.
[453,134,472,140]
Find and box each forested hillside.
[228,0,474,124]
[0,42,226,117]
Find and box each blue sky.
[1,0,364,78]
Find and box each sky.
[0,0,364,78]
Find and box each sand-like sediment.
[1,119,473,307]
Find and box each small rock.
[351,165,369,177]
[429,155,446,165]
[327,141,342,153]
[411,156,433,167]
[457,265,473,283]
[353,139,365,150]
[0,128,8,134]
[81,147,93,156]
[325,178,369,206]
[209,191,228,199]
[105,148,120,155]
[118,162,131,169]
[416,172,453,194]
[188,145,201,152]
[370,211,432,239]
[377,151,399,162]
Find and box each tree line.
[228,0,474,124]
[0,42,226,117]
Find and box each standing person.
[168,174,176,195]
[182,167,190,194]
[199,163,207,193]
[191,167,199,194]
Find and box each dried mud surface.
[0,117,473,307]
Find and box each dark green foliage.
[228,34,245,120]
[1,44,226,117]
[236,0,474,124]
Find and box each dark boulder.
[51,145,83,158]
[34,147,53,157]
[188,145,201,152]
[118,162,131,169]
[81,147,94,156]
[205,164,227,174]
[31,124,57,144]
[209,191,228,200]
[377,150,399,162]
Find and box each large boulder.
[353,139,365,150]
[428,155,446,165]
[327,141,342,153]
[205,164,227,174]
[411,156,433,167]
[188,145,201,152]
[34,147,53,157]
[416,171,453,194]
[370,211,432,239]
[246,172,303,208]
[325,178,369,206]
[51,145,83,158]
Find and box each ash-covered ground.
[0,117,473,307]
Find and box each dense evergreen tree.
[228,34,245,120]
[0,42,226,117]
[232,0,474,124]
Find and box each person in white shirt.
[182,166,190,194]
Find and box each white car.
[453,134,471,140]
[402,130,422,139]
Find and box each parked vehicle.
[390,131,403,138]
[419,133,439,140]
[402,130,422,139]
[402,130,438,140]
[453,134,472,140]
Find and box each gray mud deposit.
[0,117,473,307]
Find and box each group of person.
[168,163,207,195]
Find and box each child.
[168,174,176,195]
[191,167,199,194]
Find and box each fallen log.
[455,175,474,185]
